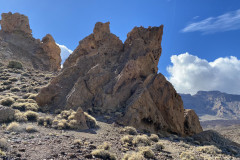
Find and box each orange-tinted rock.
[36,22,202,136]
[0,12,61,71]
[0,12,32,35]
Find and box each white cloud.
[182,9,240,34]
[167,53,240,95]
[57,43,73,65]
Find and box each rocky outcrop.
[0,12,61,71]
[36,22,202,136]
[181,91,240,120]
[184,109,203,136]
[0,12,32,35]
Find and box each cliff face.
[36,22,202,136]
[0,12,61,71]
[181,91,240,120]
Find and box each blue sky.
[1,0,240,94]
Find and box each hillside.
[181,91,240,121]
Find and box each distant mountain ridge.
[180,91,240,121]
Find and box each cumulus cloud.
[57,43,73,65]
[167,53,240,95]
[182,9,240,34]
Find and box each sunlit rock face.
[36,22,203,136]
[0,12,61,71]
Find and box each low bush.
[0,97,14,106]
[180,152,197,160]
[121,126,138,135]
[6,122,22,132]
[24,111,38,121]
[7,61,23,69]
[138,147,155,159]
[197,145,221,155]
[91,149,116,160]
[122,152,144,160]
[133,135,151,146]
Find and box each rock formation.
[36,22,203,136]
[0,12,61,71]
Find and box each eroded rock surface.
[184,109,203,136]
[36,22,202,136]
[0,12,61,71]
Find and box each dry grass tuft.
[26,125,38,133]
[149,134,159,142]
[24,111,39,121]
[121,135,134,145]
[121,126,138,135]
[122,152,144,160]
[138,147,155,159]
[133,135,151,146]
[98,142,111,150]
[180,152,197,160]
[197,145,221,155]
[0,97,14,106]
[6,122,21,132]
[91,149,116,160]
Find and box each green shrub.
[7,61,23,69]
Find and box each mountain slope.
[181,91,240,120]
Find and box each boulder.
[36,22,202,136]
[184,109,203,136]
[0,105,15,123]
[0,12,61,71]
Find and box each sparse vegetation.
[24,111,39,121]
[180,152,197,160]
[98,142,111,150]
[153,142,164,151]
[14,110,27,122]
[7,61,23,69]
[91,149,116,160]
[122,152,144,160]
[138,147,155,159]
[121,135,134,145]
[149,134,159,142]
[0,97,14,106]
[26,125,38,133]
[10,87,20,92]
[197,145,221,155]
[6,122,21,132]
[133,135,151,146]
[121,126,138,135]
[0,138,8,151]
